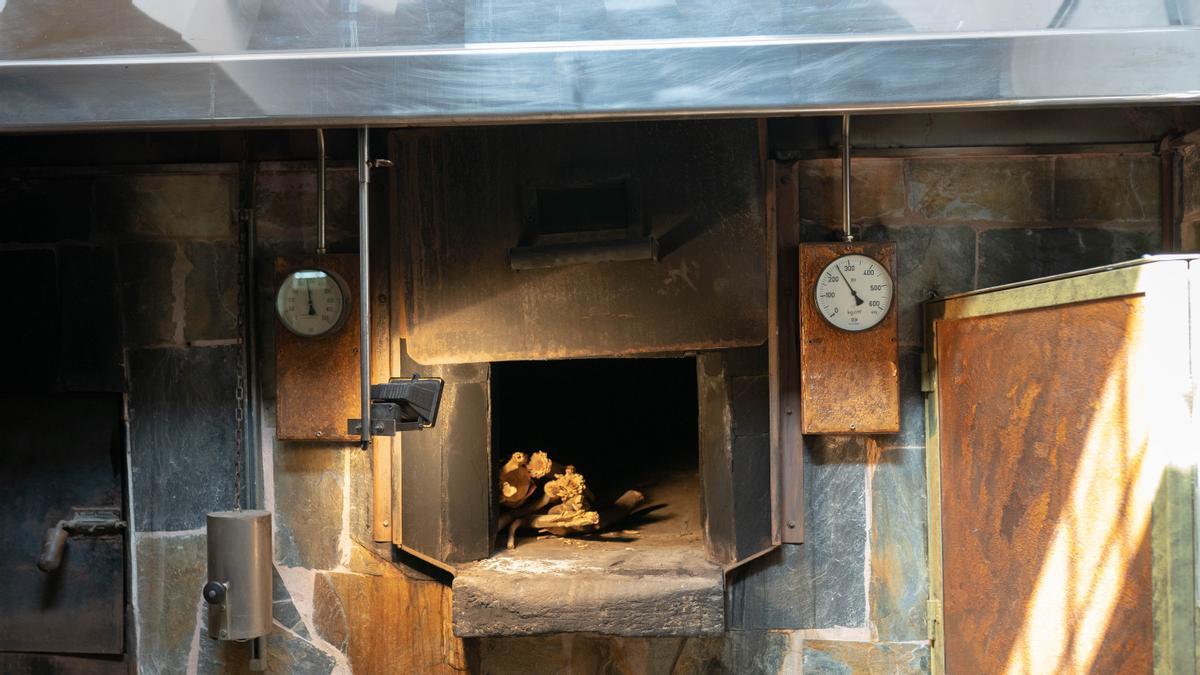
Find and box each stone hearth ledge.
[451,546,724,637]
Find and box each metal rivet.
[315,430,323,438]
[382,520,390,527]
[787,521,796,528]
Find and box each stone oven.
[384,120,781,636]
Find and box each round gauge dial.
[814,253,894,332]
[276,269,349,337]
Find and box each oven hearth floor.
[451,470,724,637]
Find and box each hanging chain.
[233,205,249,511]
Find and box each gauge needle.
[837,266,865,306]
[305,279,317,316]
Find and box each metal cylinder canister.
[204,510,272,641]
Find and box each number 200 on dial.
[814,253,894,332]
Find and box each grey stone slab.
[809,437,868,629]
[860,224,976,347]
[802,640,930,674]
[254,168,358,257]
[908,157,1053,222]
[198,624,336,675]
[454,546,725,637]
[128,345,239,531]
[726,543,815,630]
[273,442,346,570]
[97,173,235,240]
[118,241,178,346]
[977,226,1159,287]
[870,446,929,641]
[0,177,93,243]
[184,241,238,342]
[799,159,907,230]
[1054,155,1159,222]
[271,565,308,638]
[134,534,207,674]
[58,245,124,392]
[727,437,867,630]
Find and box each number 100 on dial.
[814,253,894,332]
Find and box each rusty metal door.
[924,259,1197,675]
[0,394,126,657]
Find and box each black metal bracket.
[348,375,444,437]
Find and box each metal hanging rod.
[316,128,327,256]
[841,113,853,243]
[357,126,371,447]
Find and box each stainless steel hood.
[1,0,1198,131]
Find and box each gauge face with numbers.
[276,269,349,337]
[814,253,894,332]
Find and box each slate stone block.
[0,249,59,392]
[97,173,235,239]
[198,624,336,675]
[0,177,93,243]
[119,241,178,346]
[870,446,929,641]
[799,159,907,229]
[59,245,124,391]
[1054,155,1159,222]
[908,157,1052,222]
[977,226,1158,287]
[860,224,976,347]
[128,346,239,531]
[134,534,207,673]
[184,241,238,342]
[273,442,346,570]
[727,437,867,630]
[803,640,929,674]
[255,168,358,256]
[271,565,308,638]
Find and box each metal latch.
[37,506,126,572]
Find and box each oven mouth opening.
[489,356,700,555]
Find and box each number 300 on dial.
[814,253,894,332]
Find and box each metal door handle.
[37,506,126,572]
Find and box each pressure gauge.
[275,269,349,337]
[814,253,894,332]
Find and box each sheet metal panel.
[0,16,1199,130]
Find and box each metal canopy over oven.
[1,1,1199,131]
